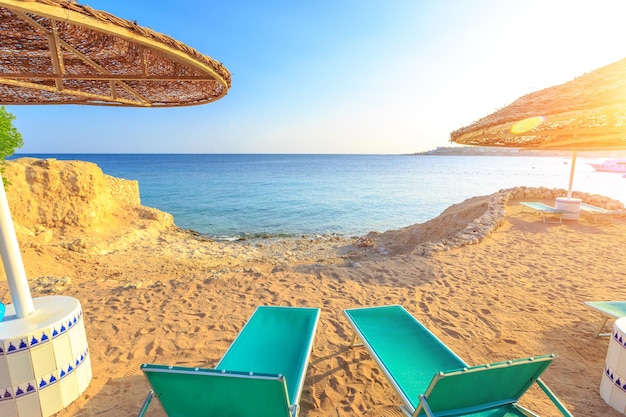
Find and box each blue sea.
[11,154,626,239]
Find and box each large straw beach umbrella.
[0,0,231,107]
[450,57,626,210]
[0,0,230,317]
[0,1,230,415]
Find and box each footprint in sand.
[104,345,120,357]
[444,309,460,318]
[121,364,141,378]
[310,379,328,408]
[442,327,462,339]
[368,406,406,417]
[335,356,356,379]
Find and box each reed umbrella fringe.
[0,0,232,107]
[450,58,626,150]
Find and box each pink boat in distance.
[589,158,626,173]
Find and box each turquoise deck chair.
[344,305,572,417]
[585,301,626,337]
[139,306,320,417]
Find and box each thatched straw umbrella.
[0,2,230,415]
[450,57,626,207]
[0,0,232,318]
[0,0,231,107]
[451,57,626,413]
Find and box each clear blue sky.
[10,1,626,154]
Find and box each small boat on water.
[589,158,626,173]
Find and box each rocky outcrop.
[371,186,624,256]
[3,158,622,260]
[2,158,174,252]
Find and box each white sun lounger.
[520,202,571,224]
[585,301,626,338]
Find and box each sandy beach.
[1,158,625,416]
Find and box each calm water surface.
[13,154,626,239]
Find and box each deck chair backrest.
[142,365,292,417]
[344,305,467,411]
[217,306,320,406]
[416,355,555,416]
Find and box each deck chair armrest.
[536,378,573,417]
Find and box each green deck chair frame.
[344,305,572,417]
[139,305,320,417]
[585,301,626,338]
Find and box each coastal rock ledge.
[4,158,174,254]
[2,158,623,259]
[370,186,625,257]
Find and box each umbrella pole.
[567,150,577,198]
[0,174,34,318]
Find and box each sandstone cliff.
[3,158,175,254]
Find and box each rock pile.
[413,186,624,256]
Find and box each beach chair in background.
[579,203,615,223]
[344,305,573,417]
[138,306,320,417]
[584,301,626,338]
[520,201,571,224]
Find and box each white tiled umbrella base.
[601,317,626,414]
[555,197,581,220]
[0,296,91,417]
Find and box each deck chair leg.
[415,395,435,417]
[594,317,610,338]
[536,378,574,417]
[349,330,363,347]
[137,390,155,417]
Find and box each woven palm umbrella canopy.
[0,3,229,415]
[0,0,231,107]
[450,57,626,199]
[450,57,626,150]
[0,0,231,320]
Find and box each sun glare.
[511,116,545,134]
